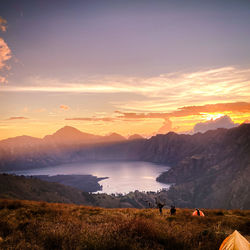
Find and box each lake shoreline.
[31,174,108,192]
[2,161,171,194]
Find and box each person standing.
[170,205,176,215]
[155,198,165,215]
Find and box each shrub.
[0,220,12,237]
[7,200,22,210]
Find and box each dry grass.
[0,199,249,250]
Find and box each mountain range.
[0,126,143,170]
[0,124,250,209]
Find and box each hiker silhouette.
[155,198,165,215]
[170,205,176,215]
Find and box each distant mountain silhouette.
[0,126,126,152]
[44,126,126,145]
[128,134,144,140]
[104,132,126,142]
[1,135,42,146]
[44,126,103,145]
[0,126,127,170]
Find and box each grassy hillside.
[0,199,249,250]
[0,174,161,208]
[0,174,94,205]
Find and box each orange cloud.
[171,102,250,117]
[65,117,115,122]
[157,118,172,134]
[0,17,7,32]
[116,102,250,120]
[63,102,250,134]
[60,104,70,110]
[3,67,250,106]
[35,108,46,113]
[0,38,11,69]
[0,17,11,84]
[7,117,28,120]
[0,75,7,83]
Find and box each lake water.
[8,161,170,194]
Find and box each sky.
[0,0,250,139]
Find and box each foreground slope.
[0,174,158,208]
[0,199,249,250]
[0,174,94,205]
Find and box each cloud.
[193,115,239,134]
[2,67,250,108]
[115,102,250,120]
[0,17,11,83]
[114,110,167,119]
[63,101,249,134]
[171,102,250,117]
[0,38,11,70]
[0,17,7,32]
[35,108,46,113]
[60,104,70,110]
[7,117,28,120]
[65,117,115,122]
[111,67,250,112]
[157,118,172,134]
[0,75,7,83]
[115,102,249,134]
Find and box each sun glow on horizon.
[201,113,225,121]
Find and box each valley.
[0,124,250,209]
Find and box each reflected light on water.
[7,161,170,194]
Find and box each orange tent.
[192,209,205,216]
[219,230,250,250]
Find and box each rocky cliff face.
[63,124,250,209]
[156,124,250,209]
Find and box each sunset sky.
[1,0,250,139]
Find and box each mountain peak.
[43,126,100,145]
[105,132,126,142]
[53,126,83,136]
[0,135,42,145]
[128,134,144,140]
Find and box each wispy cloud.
[2,67,250,111]
[0,17,7,32]
[65,117,115,122]
[60,104,70,110]
[63,102,250,135]
[157,118,172,134]
[0,17,11,83]
[35,108,46,113]
[0,38,11,69]
[116,102,250,119]
[7,116,29,120]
